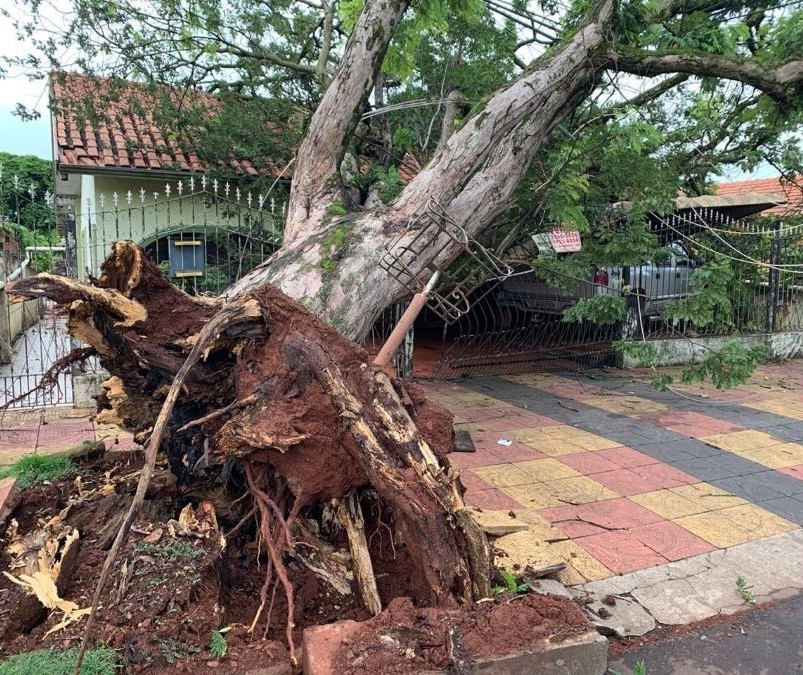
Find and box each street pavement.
[608,590,803,673]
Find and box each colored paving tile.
[591,464,696,496]
[779,464,803,481]
[673,504,795,548]
[549,540,612,583]
[579,395,668,415]
[639,411,746,437]
[743,399,803,420]
[574,530,667,574]
[425,366,803,583]
[701,430,783,453]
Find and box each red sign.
[548,228,582,252]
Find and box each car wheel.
[620,299,642,340]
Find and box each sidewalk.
[0,406,137,466]
[423,360,803,625]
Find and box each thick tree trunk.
[228,1,614,340]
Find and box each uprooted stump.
[10,241,490,662]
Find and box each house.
[50,71,283,284]
[716,175,803,217]
[50,71,422,285]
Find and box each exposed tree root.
[10,242,491,671]
[72,300,262,674]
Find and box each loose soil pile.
[0,447,594,674]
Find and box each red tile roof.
[51,72,260,176]
[715,175,803,217]
[52,71,423,185]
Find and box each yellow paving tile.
[550,540,612,582]
[669,482,748,511]
[735,443,803,469]
[743,399,803,420]
[568,431,619,451]
[500,483,565,510]
[452,421,485,434]
[514,458,581,481]
[503,374,556,387]
[512,510,569,542]
[675,504,795,548]
[493,531,566,571]
[673,511,760,548]
[545,476,618,505]
[579,395,668,415]
[701,430,782,453]
[473,463,533,488]
[524,438,587,457]
[629,489,706,520]
[716,504,796,538]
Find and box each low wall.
[618,331,803,369]
[0,291,43,364]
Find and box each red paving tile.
[449,448,507,469]
[458,406,517,423]
[594,446,659,468]
[778,464,803,481]
[558,452,621,475]
[575,530,667,574]
[491,444,547,463]
[458,470,495,492]
[0,420,94,450]
[463,488,522,511]
[539,498,664,532]
[648,411,746,437]
[630,521,715,561]
[593,464,695,496]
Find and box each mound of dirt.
[332,594,592,674]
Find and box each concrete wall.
[618,331,803,369]
[0,292,43,364]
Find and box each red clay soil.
[333,594,592,674]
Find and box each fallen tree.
[10,242,490,666]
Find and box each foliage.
[0,647,117,675]
[735,576,757,605]
[490,569,530,596]
[679,341,768,390]
[613,339,767,390]
[209,628,231,659]
[0,152,53,233]
[0,454,75,489]
[563,294,626,324]
[663,255,740,332]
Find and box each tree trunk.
[227,1,614,340]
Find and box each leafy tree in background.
[0,151,57,270]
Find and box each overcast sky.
[0,0,54,159]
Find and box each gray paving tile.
[746,471,803,497]
[712,475,787,503]
[671,454,758,481]
[755,496,803,525]
[631,442,696,463]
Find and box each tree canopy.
[3,0,803,336]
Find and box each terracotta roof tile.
[716,175,803,216]
[51,71,266,177]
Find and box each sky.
[0,0,54,159]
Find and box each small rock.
[587,596,656,638]
[528,579,574,600]
[206,661,219,668]
[404,648,416,659]
[602,595,617,606]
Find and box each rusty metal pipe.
[373,272,439,368]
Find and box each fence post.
[766,221,782,333]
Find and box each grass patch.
[0,646,118,674]
[0,454,75,488]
